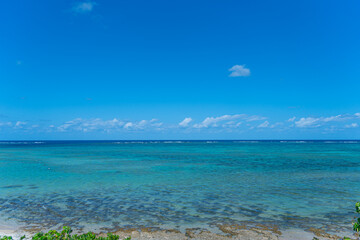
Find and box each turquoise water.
[0,141,360,233]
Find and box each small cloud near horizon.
[229,65,250,77]
[1,112,359,135]
[288,117,296,122]
[179,117,192,127]
[258,121,269,128]
[345,123,358,128]
[72,1,96,13]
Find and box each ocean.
[0,140,359,235]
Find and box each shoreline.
[0,223,355,240]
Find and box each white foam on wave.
[324,141,359,144]
[113,141,188,144]
[0,219,25,240]
[0,141,45,145]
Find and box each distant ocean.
[0,140,359,235]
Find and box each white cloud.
[14,121,27,128]
[222,121,242,128]
[295,117,321,128]
[288,117,296,122]
[72,1,96,13]
[258,121,269,128]
[229,65,250,77]
[323,115,353,122]
[245,115,267,122]
[123,119,163,130]
[57,118,163,132]
[345,123,358,128]
[294,113,360,128]
[2,112,359,135]
[0,122,12,127]
[123,122,134,129]
[58,118,125,132]
[192,114,264,129]
[193,114,242,128]
[179,117,192,127]
[138,120,147,126]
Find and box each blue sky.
[1,0,360,139]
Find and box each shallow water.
[0,141,359,234]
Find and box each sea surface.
[0,140,360,234]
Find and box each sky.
[1,0,360,140]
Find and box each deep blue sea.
[0,141,359,234]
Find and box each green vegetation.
[353,202,360,232]
[342,202,360,240]
[0,227,130,240]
